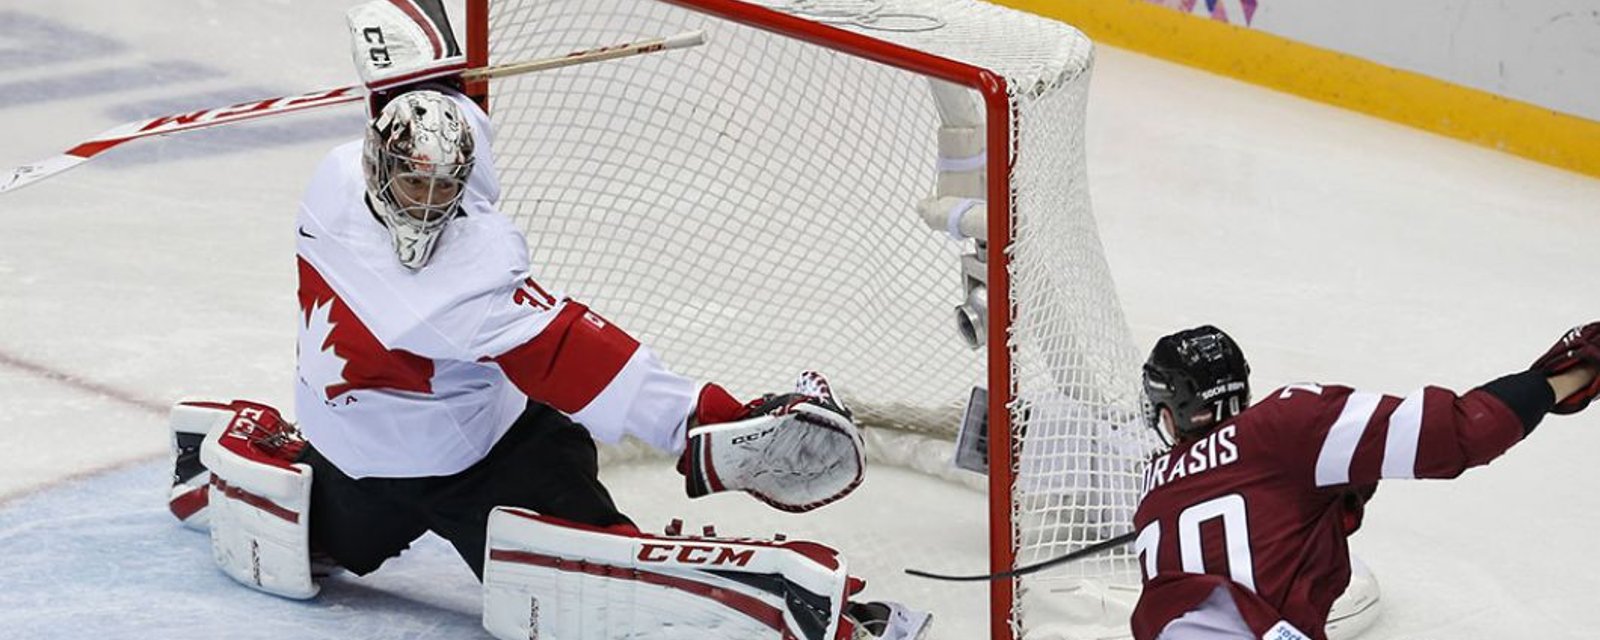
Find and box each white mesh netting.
[478,0,1160,636]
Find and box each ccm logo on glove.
[731,427,777,446]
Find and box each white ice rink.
[3,2,1599,638]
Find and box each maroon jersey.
[1130,383,1526,639]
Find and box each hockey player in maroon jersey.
[161,1,931,638]
[1130,323,1600,640]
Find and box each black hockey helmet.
[1141,325,1251,444]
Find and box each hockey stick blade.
[903,530,1137,582]
[1,30,706,196]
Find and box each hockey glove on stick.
[1531,322,1600,414]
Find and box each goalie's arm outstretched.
[476,279,865,513]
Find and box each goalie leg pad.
[168,401,238,530]
[684,392,865,512]
[483,508,857,640]
[197,400,318,599]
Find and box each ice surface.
[0,463,485,638]
[3,1,1600,638]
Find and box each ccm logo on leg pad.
[637,543,756,567]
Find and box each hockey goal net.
[467,1,1157,637]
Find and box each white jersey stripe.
[1315,392,1381,487]
[1381,389,1426,479]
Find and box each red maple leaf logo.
[297,258,433,401]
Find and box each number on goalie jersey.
[1129,324,1599,640]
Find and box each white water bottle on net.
[467,0,1160,637]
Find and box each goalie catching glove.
[680,371,866,513]
[1532,321,1600,414]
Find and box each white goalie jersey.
[294,93,699,478]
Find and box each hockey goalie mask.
[1141,325,1251,446]
[363,90,475,270]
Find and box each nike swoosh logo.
[298,226,316,239]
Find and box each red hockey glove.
[1531,322,1600,414]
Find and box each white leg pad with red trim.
[482,508,857,640]
[168,401,232,531]
[198,403,318,600]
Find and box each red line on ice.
[0,350,170,507]
[0,350,166,415]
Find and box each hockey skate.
[846,601,933,640]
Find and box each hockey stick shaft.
[0,30,707,196]
[465,30,705,80]
[903,530,1137,582]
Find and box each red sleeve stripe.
[1314,392,1381,487]
[1380,390,1426,479]
[492,302,640,415]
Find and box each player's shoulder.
[374,213,529,355]
[308,140,364,187]
[1253,383,1358,412]
[1236,382,1360,446]
[448,208,530,273]
[300,140,365,210]
[414,209,530,297]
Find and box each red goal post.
[464,1,1155,638]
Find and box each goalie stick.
[0,30,706,196]
[903,530,1137,582]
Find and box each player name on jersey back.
[1142,424,1240,497]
